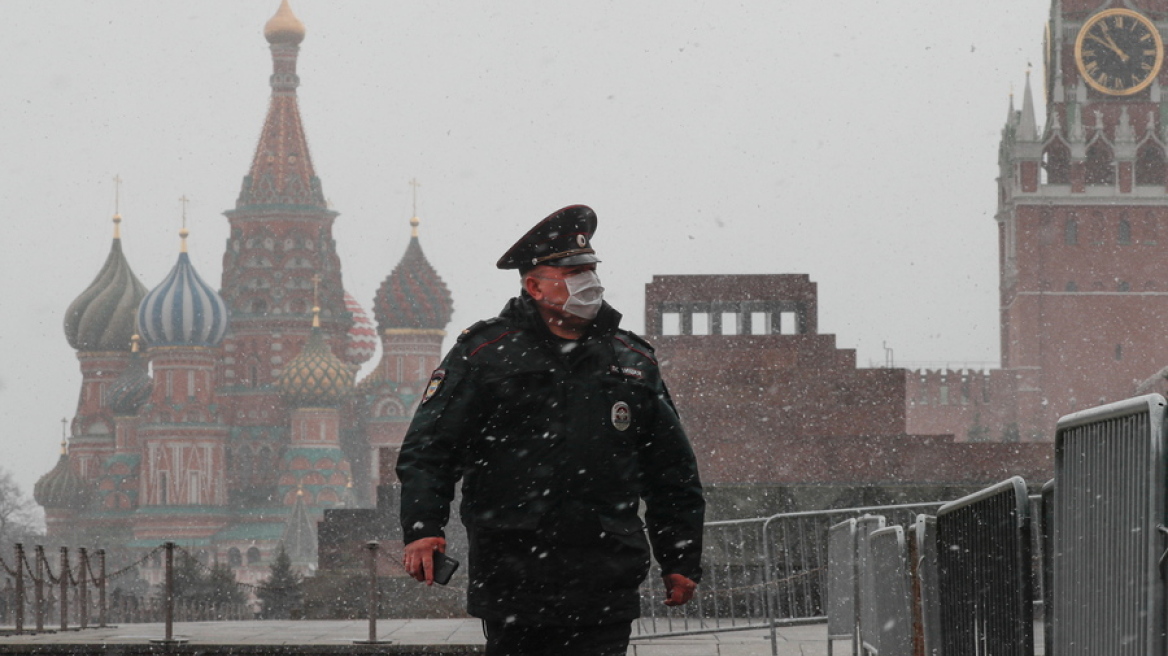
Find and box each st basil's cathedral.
[33,1,452,585]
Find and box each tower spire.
[1017,69,1038,142]
[235,1,323,209]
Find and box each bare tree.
[0,469,41,550]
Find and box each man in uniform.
[397,205,705,656]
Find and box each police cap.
[496,204,600,272]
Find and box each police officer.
[397,205,705,656]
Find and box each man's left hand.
[662,573,697,606]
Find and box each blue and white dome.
[138,231,229,347]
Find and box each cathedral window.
[1064,219,1078,245]
[158,472,169,505]
[1136,144,1166,186]
[247,547,261,565]
[188,471,201,504]
[1085,143,1116,185]
[228,548,242,567]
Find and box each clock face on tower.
[1075,8,1164,96]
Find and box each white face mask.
[562,270,605,320]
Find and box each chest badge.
[611,401,631,431]
[422,369,445,404]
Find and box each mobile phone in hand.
[432,551,459,585]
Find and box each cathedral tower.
[997,0,1168,438]
[219,0,349,408]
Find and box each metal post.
[353,541,390,645]
[33,546,44,632]
[149,542,186,644]
[59,547,68,631]
[14,544,24,634]
[164,543,173,641]
[78,548,88,630]
[97,549,106,628]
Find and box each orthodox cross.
[409,178,421,216]
[179,195,191,229]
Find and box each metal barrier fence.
[1052,393,1168,656]
[867,525,912,656]
[912,514,941,656]
[632,501,943,652]
[935,476,1034,656]
[825,518,856,653]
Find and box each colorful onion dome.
[34,445,92,511]
[64,215,148,352]
[277,311,354,407]
[343,292,378,365]
[264,0,306,45]
[373,217,453,331]
[106,336,153,415]
[137,230,229,348]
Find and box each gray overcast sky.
[0,1,1047,497]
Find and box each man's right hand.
[402,537,447,585]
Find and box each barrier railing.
[1051,393,1168,655]
[935,476,1034,656]
[632,501,944,652]
[825,518,856,655]
[867,525,912,656]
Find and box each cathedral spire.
[236,1,324,209]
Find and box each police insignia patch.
[611,401,631,431]
[422,369,445,404]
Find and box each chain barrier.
[20,549,37,582]
[41,553,59,586]
[107,545,162,581]
[0,552,15,577]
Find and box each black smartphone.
[432,551,459,585]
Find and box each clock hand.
[1088,33,1131,61]
[1098,24,1131,62]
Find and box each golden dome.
[277,327,354,407]
[264,0,306,45]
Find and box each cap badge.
[611,401,631,431]
[576,235,587,247]
[422,369,446,404]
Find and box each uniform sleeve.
[395,345,481,544]
[638,375,706,582]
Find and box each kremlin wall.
[36,0,1168,583]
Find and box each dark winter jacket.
[396,294,704,624]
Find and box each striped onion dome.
[343,291,377,366]
[64,216,148,352]
[106,336,152,415]
[373,217,453,331]
[34,447,92,511]
[137,231,229,348]
[277,319,354,407]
